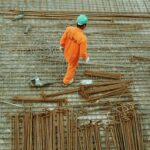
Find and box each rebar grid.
[0,0,150,150]
[0,0,149,13]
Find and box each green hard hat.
[77,14,88,25]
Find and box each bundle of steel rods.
[77,121,120,150]
[11,109,77,150]
[77,122,103,150]
[110,103,144,150]
[77,103,144,150]
[79,80,132,102]
[11,103,143,150]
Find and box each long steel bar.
[1,10,150,19]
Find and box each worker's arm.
[80,40,89,61]
[60,28,68,48]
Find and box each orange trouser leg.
[63,61,78,84]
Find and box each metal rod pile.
[79,80,132,102]
[77,122,103,150]
[11,109,77,150]
[77,103,144,150]
[11,103,143,150]
[110,103,144,150]
[44,87,79,98]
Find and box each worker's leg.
[63,61,78,84]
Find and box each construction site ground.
[0,0,150,149]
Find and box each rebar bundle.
[11,103,143,150]
[77,122,103,150]
[111,103,144,150]
[77,103,144,150]
[79,79,132,102]
[11,109,77,150]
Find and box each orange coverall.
[60,26,88,84]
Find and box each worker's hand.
[59,46,64,52]
[85,57,90,64]
[78,57,90,64]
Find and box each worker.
[60,14,90,85]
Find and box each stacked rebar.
[11,103,143,150]
[111,103,144,150]
[77,103,144,150]
[79,79,133,102]
[11,109,77,150]
[77,122,103,150]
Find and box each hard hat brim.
[77,23,86,26]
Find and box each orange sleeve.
[60,28,68,48]
[80,40,88,60]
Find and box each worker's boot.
[68,78,74,84]
[63,78,74,86]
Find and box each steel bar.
[70,111,73,150]
[85,83,128,95]
[11,116,14,150]
[67,110,70,150]
[110,126,119,150]
[23,110,32,150]
[12,96,68,103]
[52,110,56,150]
[59,110,64,150]
[49,112,53,150]
[88,125,93,150]
[130,56,150,62]
[88,87,129,102]
[77,129,83,150]
[12,115,19,150]
[34,115,37,149]
[1,10,150,19]
[83,126,88,150]
[44,87,79,97]
[94,123,102,150]
[73,113,78,150]
[0,101,23,107]
[105,128,110,150]
[84,70,124,79]
[57,111,61,150]
[80,80,133,89]
[4,15,113,21]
